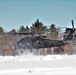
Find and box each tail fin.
[63,20,75,41]
[63,29,74,40]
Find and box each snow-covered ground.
[0,54,76,75]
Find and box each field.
[0,54,76,75]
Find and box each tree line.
[10,19,59,35]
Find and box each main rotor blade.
[9,32,47,38]
[13,32,33,35]
[72,20,74,29]
[10,31,46,35]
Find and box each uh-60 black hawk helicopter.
[13,20,76,55]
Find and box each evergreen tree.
[18,25,26,33]
[31,19,47,32]
[0,26,4,34]
[49,24,59,39]
[10,29,16,33]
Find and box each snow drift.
[0,54,76,75]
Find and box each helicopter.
[12,20,76,55]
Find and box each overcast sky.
[0,0,76,31]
